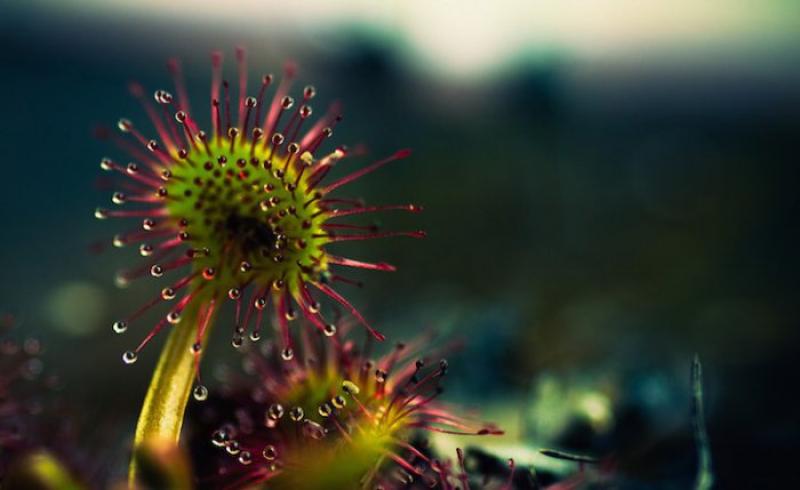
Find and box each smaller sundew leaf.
[187,323,503,490]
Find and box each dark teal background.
[1,4,799,488]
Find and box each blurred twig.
[539,449,599,464]
[692,354,714,490]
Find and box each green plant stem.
[128,299,215,487]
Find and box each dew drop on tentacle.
[267,403,284,421]
[112,192,127,204]
[238,451,252,465]
[122,350,138,364]
[193,384,208,401]
[211,429,229,447]
[318,402,332,418]
[342,380,360,396]
[308,301,321,314]
[154,90,173,105]
[113,234,126,248]
[331,395,346,409]
[289,406,304,422]
[117,118,132,132]
[225,440,241,455]
[262,445,278,461]
[112,320,128,334]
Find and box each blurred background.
[1,0,799,487]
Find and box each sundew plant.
[92,47,495,487]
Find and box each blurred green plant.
[3,452,85,490]
[692,355,713,490]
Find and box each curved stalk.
[128,299,216,487]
